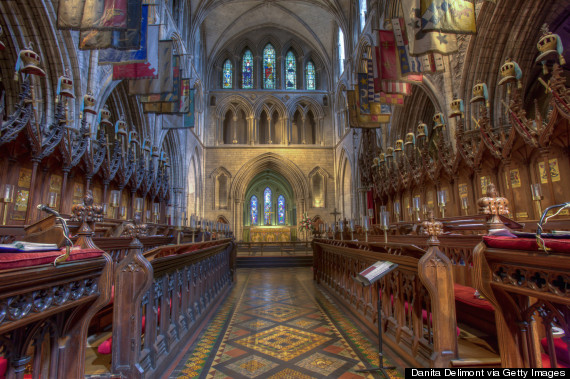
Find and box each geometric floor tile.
[295,352,352,376]
[245,304,311,322]
[173,268,401,379]
[286,317,321,330]
[240,318,276,331]
[234,325,331,361]
[224,355,279,377]
[267,368,316,379]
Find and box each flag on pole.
[116,40,168,86]
[57,0,129,30]
[98,5,152,64]
[419,0,476,34]
[347,89,391,129]
[78,0,142,50]
[401,0,458,55]
[378,30,398,81]
[366,59,405,105]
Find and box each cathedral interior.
[0,0,569,377]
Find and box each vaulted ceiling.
[189,0,352,63]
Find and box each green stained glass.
[306,61,315,90]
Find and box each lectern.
[354,260,398,378]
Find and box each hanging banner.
[127,40,174,93]
[57,0,129,30]
[98,5,152,64]
[419,0,477,34]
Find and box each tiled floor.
[171,267,400,379]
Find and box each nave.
[168,267,385,379]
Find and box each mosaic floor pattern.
[172,267,400,379]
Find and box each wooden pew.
[0,249,113,378]
[313,217,459,368]
[474,236,570,368]
[105,238,236,378]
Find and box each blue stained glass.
[250,195,258,225]
[242,50,253,89]
[306,61,316,90]
[223,59,232,89]
[286,51,296,90]
[263,44,276,89]
[278,195,285,224]
[264,187,272,225]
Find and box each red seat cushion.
[483,236,570,253]
[0,356,6,379]
[0,248,104,270]
[541,337,570,366]
[453,283,495,312]
[542,353,570,368]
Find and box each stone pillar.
[358,186,368,223]
[282,117,289,145]
[232,114,238,144]
[318,117,324,145]
[254,117,260,144]
[301,116,306,144]
[267,114,273,144]
[248,116,254,145]
[215,116,221,146]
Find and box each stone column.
[254,117,260,144]
[318,117,324,145]
[267,114,273,144]
[248,116,254,145]
[301,116,306,144]
[215,116,221,145]
[282,117,289,145]
[232,114,238,144]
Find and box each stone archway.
[230,152,309,240]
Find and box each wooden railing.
[313,228,458,368]
[474,239,570,368]
[236,241,311,255]
[0,252,113,378]
[110,238,236,378]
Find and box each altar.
[249,227,291,242]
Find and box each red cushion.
[542,353,570,368]
[0,248,104,270]
[483,236,570,253]
[0,356,6,379]
[391,294,460,336]
[541,337,570,366]
[454,283,495,312]
[97,337,113,355]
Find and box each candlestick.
[461,197,469,216]
[531,183,543,218]
[1,184,14,226]
[394,201,401,223]
[413,197,421,222]
[380,210,389,243]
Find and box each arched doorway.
[243,171,295,242]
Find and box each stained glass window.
[286,51,296,90]
[223,59,232,89]
[264,187,272,225]
[306,61,316,90]
[250,195,258,225]
[263,44,276,89]
[242,50,253,89]
[278,195,285,224]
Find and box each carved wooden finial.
[477,183,509,232]
[422,211,443,244]
[70,190,104,250]
[121,214,148,239]
[70,190,104,223]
